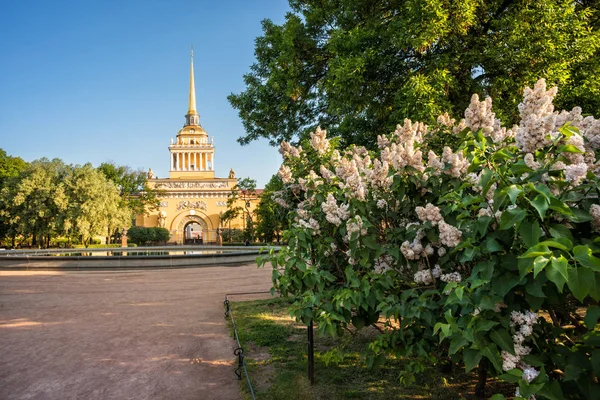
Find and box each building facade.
[135,50,256,244]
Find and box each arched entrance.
[174,214,209,245]
[184,221,203,244]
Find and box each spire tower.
[185,46,200,126]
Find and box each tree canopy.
[229,0,600,149]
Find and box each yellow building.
[136,50,258,244]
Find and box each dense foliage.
[254,175,289,243]
[230,0,600,149]
[127,226,170,246]
[261,80,600,398]
[0,156,155,248]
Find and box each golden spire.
[188,46,197,115]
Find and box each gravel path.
[0,264,273,400]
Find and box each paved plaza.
[0,264,273,400]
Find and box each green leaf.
[547,256,568,292]
[481,344,503,372]
[584,305,600,329]
[486,238,503,253]
[490,329,515,355]
[463,348,482,372]
[533,256,550,278]
[472,260,495,280]
[519,220,542,248]
[548,197,574,218]
[456,286,464,301]
[549,224,574,242]
[449,335,469,355]
[499,207,527,230]
[490,395,506,400]
[571,208,592,223]
[567,267,594,302]
[573,245,600,271]
[557,144,585,153]
[536,380,564,400]
[493,273,521,297]
[503,184,523,204]
[539,238,572,251]
[519,244,551,259]
[528,194,548,219]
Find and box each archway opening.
[184,221,203,245]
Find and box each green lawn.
[226,297,510,399]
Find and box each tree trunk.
[474,359,488,398]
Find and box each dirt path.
[0,264,273,400]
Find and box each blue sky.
[0,0,290,188]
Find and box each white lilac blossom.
[437,112,455,127]
[427,150,444,172]
[438,221,462,247]
[452,119,467,134]
[464,94,495,136]
[501,311,539,386]
[279,141,302,158]
[516,79,558,153]
[376,199,387,209]
[413,264,441,285]
[563,133,586,164]
[310,127,330,155]
[415,203,443,226]
[345,216,367,242]
[437,247,447,257]
[278,164,293,184]
[335,157,368,201]
[440,272,462,283]
[524,153,540,169]
[590,204,600,232]
[321,194,350,227]
[297,218,320,235]
[442,146,470,177]
[365,159,392,189]
[565,162,588,185]
[319,165,336,182]
[377,134,390,149]
[401,239,424,260]
[374,255,394,274]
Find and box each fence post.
[308,319,314,385]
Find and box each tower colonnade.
[170,151,214,171]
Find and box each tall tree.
[229,0,600,149]
[255,175,288,243]
[0,158,69,247]
[65,164,130,246]
[223,177,258,241]
[97,162,162,217]
[0,149,28,244]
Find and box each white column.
[195,153,199,171]
[177,153,180,171]
[186,152,190,171]
[211,152,214,171]
[170,153,174,171]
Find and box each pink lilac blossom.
[319,165,336,182]
[345,216,367,242]
[427,150,444,172]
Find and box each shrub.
[262,79,600,399]
[127,226,170,246]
